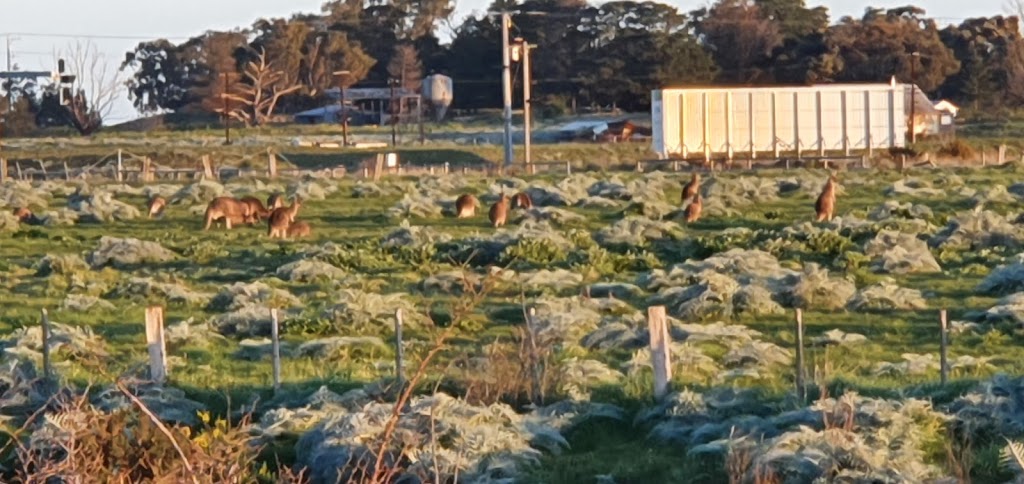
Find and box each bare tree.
[61,40,123,135]
[1007,0,1024,25]
[222,48,302,126]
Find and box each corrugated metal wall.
[651,85,906,159]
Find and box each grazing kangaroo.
[266,193,284,210]
[267,196,303,239]
[204,197,253,230]
[147,196,167,219]
[489,195,510,228]
[815,173,838,222]
[286,221,312,238]
[239,196,272,224]
[681,173,701,203]
[454,194,479,218]
[684,194,703,223]
[512,192,533,210]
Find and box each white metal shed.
[651,83,908,160]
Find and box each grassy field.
[3,162,1024,482]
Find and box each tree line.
[3,0,1024,135]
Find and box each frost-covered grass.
[5,165,1024,482]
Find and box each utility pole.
[517,38,534,170]
[501,12,514,168]
[389,78,398,147]
[910,51,920,145]
[333,70,351,146]
[5,35,12,113]
[222,72,231,145]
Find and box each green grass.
[4,165,1024,482]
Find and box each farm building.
[294,87,422,126]
[651,83,949,160]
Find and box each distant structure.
[651,83,950,161]
[294,87,421,126]
[421,74,454,122]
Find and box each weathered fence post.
[373,154,385,182]
[636,160,644,173]
[145,306,167,384]
[271,308,281,395]
[395,309,404,390]
[15,161,23,180]
[999,144,1007,165]
[647,306,672,400]
[41,309,51,383]
[526,307,543,405]
[795,308,806,403]
[267,148,278,178]
[116,149,124,182]
[444,162,450,174]
[0,158,6,183]
[565,160,572,176]
[38,160,47,179]
[940,309,949,386]
[982,150,988,167]
[201,155,214,180]
[63,162,71,181]
[142,157,154,182]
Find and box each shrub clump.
[87,237,176,269]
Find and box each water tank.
[422,74,454,121]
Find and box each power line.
[0,32,192,41]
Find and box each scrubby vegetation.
[4,165,1024,483]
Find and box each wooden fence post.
[0,158,6,183]
[116,149,124,182]
[373,154,385,182]
[267,149,278,178]
[145,306,167,384]
[565,160,572,175]
[142,157,154,182]
[41,309,51,383]
[202,155,214,180]
[63,162,71,181]
[395,308,404,390]
[647,305,671,400]
[526,307,543,405]
[795,308,806,403]
[940,309,948,386]
[15,161,23,180]
[999,144,1007,165]
[271,308,281,395]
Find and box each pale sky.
[0,0,1008,124]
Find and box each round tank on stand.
[422,74,453,122]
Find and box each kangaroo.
[286,220,312,238]
[454,194,479,218]
[267,196,303,239]
[814,173,838,222]
[681,173,701,203]
[512,192,533,210]
[146,196,167,219]
[239,196,272,224]
[684,194,703,223]
[204,197,253,230]
[266,193,285,210]
[489,195,510,228]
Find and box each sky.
[0,0,1010,124]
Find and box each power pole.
[389,78,398,147]
[222,72,231,145]
[5,35,12,113]
[520,39,533,170]
[910,51,920,145]
[501,12,514,168]
[333,70,351,146]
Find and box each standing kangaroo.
[815,173,838,222]
[454,194,479,218]
[684,194,703,223]
[147,196,167,219]
[681,173,701,203]
[204,197,253,230]
[267,196,303,239]
[489,195,510,228]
